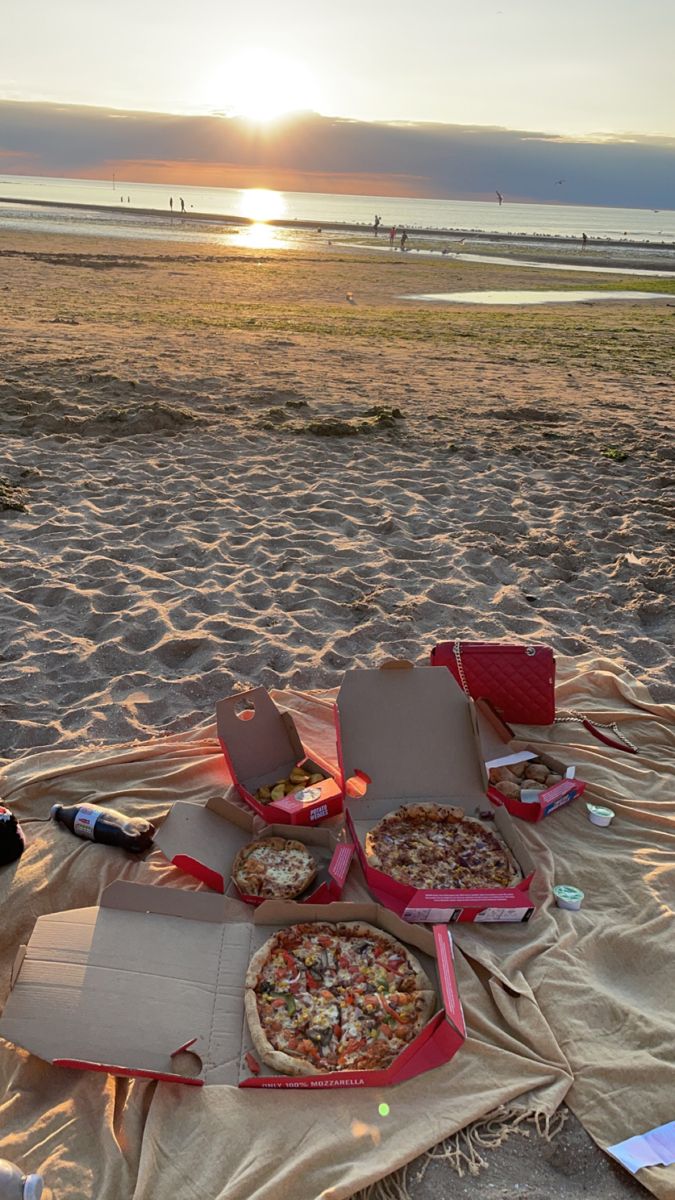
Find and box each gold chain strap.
[555,710,638,753]
[452,639,471,697]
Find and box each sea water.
[1,173,674,247]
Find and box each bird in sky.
[555,179,565,185]
[496,190,503,205]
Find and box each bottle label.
[74,805,101,840]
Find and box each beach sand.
[0,229,671,1196]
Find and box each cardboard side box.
[0,885,465,1090]
[155,793,354,903]
[336,663,537,924]
[476,699,586,823]
[216,686,342,825]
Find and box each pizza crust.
[232,836,317,900]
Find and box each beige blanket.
[1,654,673,1199]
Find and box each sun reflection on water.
[237,222,285,250]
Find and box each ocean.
[1,173,675,255]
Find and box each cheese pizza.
[232,837,317,900]
[245,921,436,1075]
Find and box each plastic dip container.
[553,885,584,911]
[586,804,615,827]
[520,789,544,805]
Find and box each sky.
[2,0,675,203]
[3,0,675,136]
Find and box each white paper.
[607,1119,675,1174]
[474,907,532,923]
[402,907,461,924]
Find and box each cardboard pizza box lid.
[336,662,487,813]
[474,699,537,770]
[0,881,253,1086]
[216,687,306,786]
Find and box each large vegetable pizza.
[365,803,522,890]
[245,921,436,1075]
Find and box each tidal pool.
[401,289,674,306]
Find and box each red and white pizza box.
[155,792,354,903]
[0,885,465,1090]
[239,899,466,1089]
[335,662,537,923]
[216,686,343,826]
[475,699,586,823]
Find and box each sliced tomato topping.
[297,1038,320,1059]
[381,998,407,1023]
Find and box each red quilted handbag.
[430,639,556,725]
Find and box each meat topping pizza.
[245,921,435,1075]
[365,803,521,890]
[232,837,317,900]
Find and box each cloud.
[1,99,674,208]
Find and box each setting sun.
[238,188,286,222]
[221,49,320,122]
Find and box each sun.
[239,189,286,222]
[223,49,320,122]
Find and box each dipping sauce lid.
[553,884,584,909]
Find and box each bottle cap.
[23,1174,44,1200]
[49,804,61,820]
[586,803,615,826]
[553,885,584,910]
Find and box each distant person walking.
[582,232,588,247]
[180,197,185,213]
[373,214,381,236]
[169,197,173,213]
[389,225,396,247]
[400,229,409,251]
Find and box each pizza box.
[216,686,343,825]
[0,885,465,1090]
[155,792,355,903]
[336,662,537,923]
[475,699,586,823]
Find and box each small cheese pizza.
[245,921,436,1075]
[365,803,522,890]
[232,837,317,900]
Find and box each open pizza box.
[475,699,586,823]
[155,791,355,903]
[216,686,343,825]
[0,884,465,1090]
[336,662,537,923]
